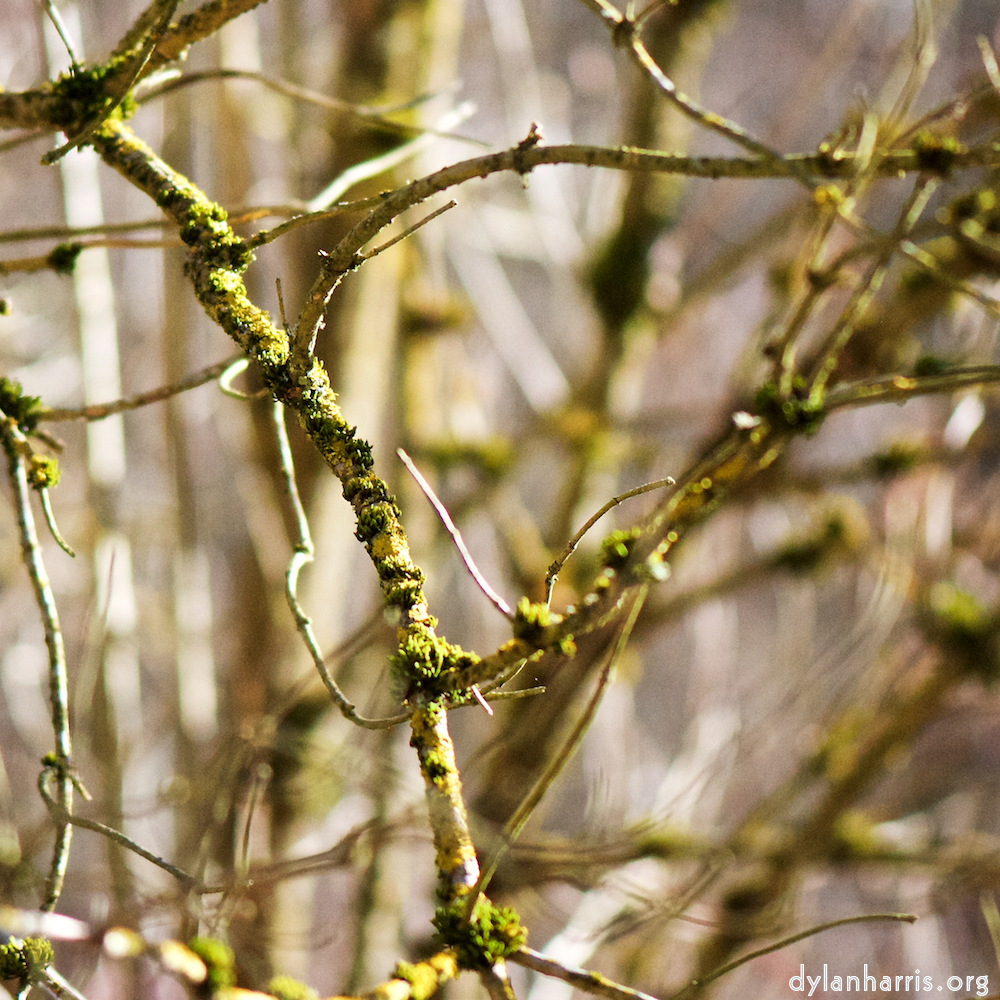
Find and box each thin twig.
[676,913,918,995]
[41,966,90,1000]
[307,102,476,213]
[398,448,513,619]
[273,402,408,729]
[1,411,73,911]
[37,770,195,887]
[41,353,245,421]
[137,68,486,147]
[807,174,940,404]
[41,0,81,69]
[360,201,457,260]
[546,478,674,604]
[480,962,518,1000]
[824,364,1000,410]
[37,487,75,557]
[512,946,662,1000]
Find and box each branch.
[512,947,662,1000]
[0,410,73,911]
[40,353,245,421]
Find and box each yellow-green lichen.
[0,378,44,433]
[391,629,481,698]
[432,896,527,971]
[267,975,319,1000]
[186,937,235,993]
[27,453,60,489]
[0,937,53,986]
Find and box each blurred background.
[3,0,1000,996]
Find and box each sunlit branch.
[43,0,180,165]
[0,411,72,911]
[512,946,662,1000]
[41,353,245,421]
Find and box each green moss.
[48,242,83,275]
[753,378,824,434]
[267,975,319,1000]
[48,57,136,129]
[355,503,393,545]
[187,937,235,993]
[512,598,575,657]
[600,527,642,569]
[911,130,964,175]
[871,441,925,477]
[0,937,53,985]
[27,454,61,489]
[432,896,527,971]
[0,378,44,433]
[926,583,1000,683]
[391,628,481,697]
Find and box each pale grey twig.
[37,487,75,557]
[273,402,408,729]
[37,769,195,887]
[41,353,245,421]
[41,0,81,69]
[398,448,513,619]
[1,411,73,911]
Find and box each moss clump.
[600,527,642,570]
[48,58,137,130]
[0,937,53,985]
[391,628,480,698]
[187,937,235,993]
[354,503,395,545]
[911,130,964,175]
[432,897,527,971]
[512,597,575,656]
[926,582,1000,684]
[267,975,319,1000]
[48,242,83,275]
[0,378,44,433]
[871,440,925,477]
[753,378,824,434]
[27,454,61,489]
